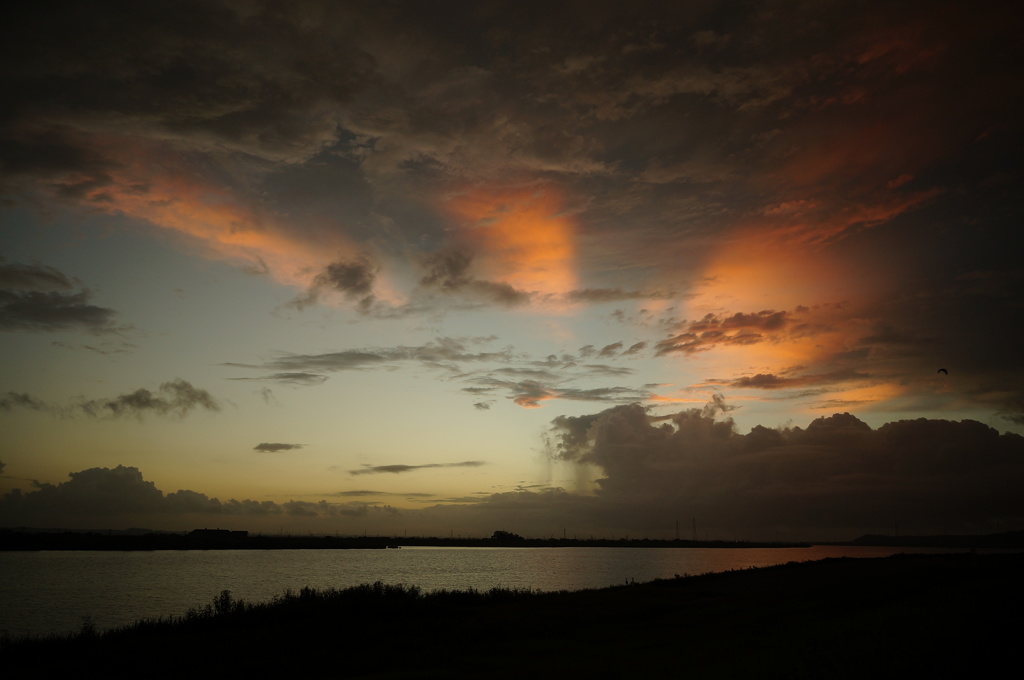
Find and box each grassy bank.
[5,552,1021,678]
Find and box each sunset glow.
[2,1,1022,542]
[445,186,577,298]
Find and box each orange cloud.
[443,185,577,298]
[655,212,908,420]
[752,188,941,248]
[52,137,375,298]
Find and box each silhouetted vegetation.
[4,552,1022,677]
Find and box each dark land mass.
[5,552,1022,678]
[845,530,1024,549]
[0,528,808,551]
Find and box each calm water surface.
[0,545,980,639]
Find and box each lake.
[0,545,983,639]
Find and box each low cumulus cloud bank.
[0,465,395,524]
[544,402,1024,537]
[5,403,1023,540]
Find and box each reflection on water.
[0,545,984,639]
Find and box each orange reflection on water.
[444,185,576,298]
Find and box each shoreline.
[6,527,1024,551]
[1,530,811,551]
[6,551,1022,677]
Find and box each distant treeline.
[0,529,808,551]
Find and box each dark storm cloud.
[3,2,1018,367]
[3,2,1018,220]
[0,2,374,165]
[79,379,220,419]
[253,443,304,453]
[544,401,1024,537]
[0,261,118,333]
[0,126,113,180]
[350,461,486,476]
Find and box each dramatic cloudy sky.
[2,0,1022,540]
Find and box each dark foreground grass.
[4,552,1022,678]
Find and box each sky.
[2,0,1023,541]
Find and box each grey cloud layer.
[253,443,304,453]
[2,2,1019,402]
[229,336,654,409]
[0,380,220,419]
[350,461,486,476]
[0,261,118,333]
[6,3,1016,263]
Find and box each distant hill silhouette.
[848,530,1024,549]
